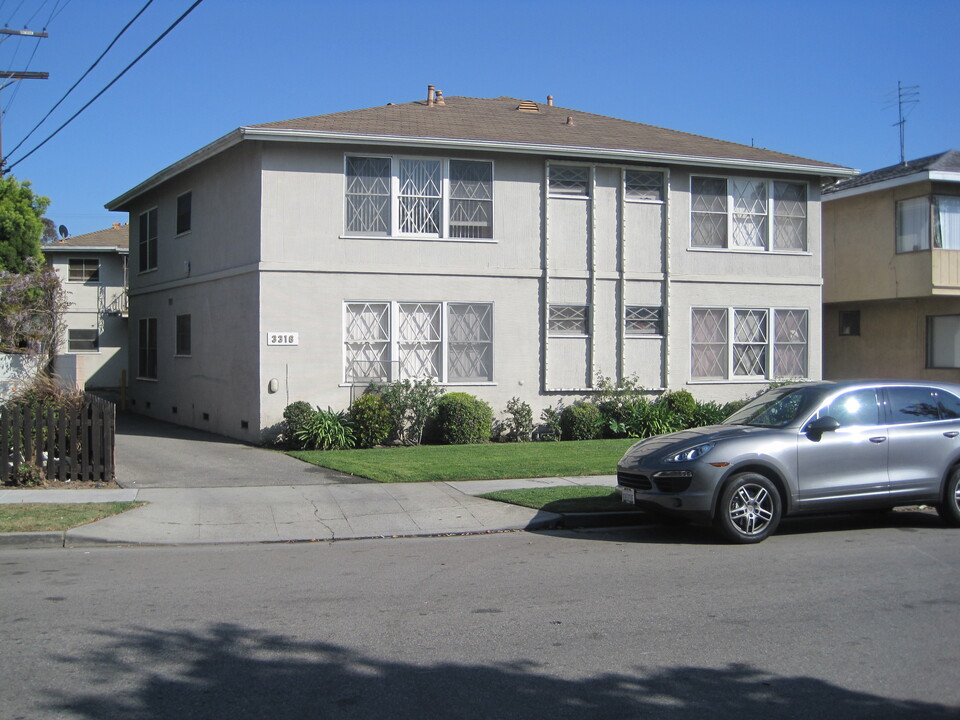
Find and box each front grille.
[653,476,692,493]
[617,471,652,490]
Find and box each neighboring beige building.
[822,150,960,381]
[106,90,852,442]
[45,224,129,390]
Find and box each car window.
[724,386,823,428]
[937,391,960,420]
[817,389,880,427]
[887,387,941,424]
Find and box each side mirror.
[804,415,840,441]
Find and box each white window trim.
[624,305,664,338]
[624,169,666,205]
[342,300,495,385]
[343,154,495,241]
[690,306,810,383]
[547,162,593,200]
[689,175,808,253]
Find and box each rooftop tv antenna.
[893,80,919,165]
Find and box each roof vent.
[435,90,445,105]
[517,100,540,113]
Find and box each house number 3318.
[267,332,299,346]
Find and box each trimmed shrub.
[296,407,354,451]
[539,401,564,441]
[349,393,391,448]
[435,392,493,445]
[282,401,315,448]
[503,397,534,442]
[560,402,603,441]
[373,378,444,445]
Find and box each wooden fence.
[1,394,116,483]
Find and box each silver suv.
[617,380,960,543]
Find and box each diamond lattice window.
[691,177,728,248]
[345,157,391,235]
[398,303,442,379]
[733,309,768,376]
[344,303,390,382]
[448,303,493,381]
[449,160,493,239]
[399,159,442,235]
[691,308,728,379]
[773,182,807,250]
[549,165,590,196]
[549,305,589,335]
[774,309,808,378]
[732,180,768,248]
[625,170,663,201]
[625,306,662,335]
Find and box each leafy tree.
[0,175,50,273]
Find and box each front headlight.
[663,442,715,464]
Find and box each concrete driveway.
[115,412,367,488]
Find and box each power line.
[5,0,205,173]
[5,0,154,158]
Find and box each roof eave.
[43,245,128,254]
[823,170,960,202]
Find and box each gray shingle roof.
[44,224,129,250]
[250,95,846,171]
[824,149,960,194]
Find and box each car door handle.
[869,436,887,443]
[945,431,960,439]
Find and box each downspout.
[662,169,672,391]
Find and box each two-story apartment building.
[106,89,852,442]
[822,150,960,380]
[44,224,129,390]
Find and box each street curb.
[0,531,64,549]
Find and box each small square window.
[549,165,589,196]
[68,259,99,283]
[625,171,663,202]
[176,192,192,235]
[839,310,860,337]
[68,329,99,352]
[625,306,662,335]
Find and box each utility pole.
[894,80,920,165]
[0,27,50,173]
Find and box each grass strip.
[479,485,643,514]
[0,502,145,533]
[288,438,637,483]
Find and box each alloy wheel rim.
[728,483,774,536]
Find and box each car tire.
[714,473,782,544]
[936,467,960,527]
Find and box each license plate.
[620,487,635,504]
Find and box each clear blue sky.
[0,0,956,237]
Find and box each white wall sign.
[267,332,299,346]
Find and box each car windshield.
[723,386,826,428]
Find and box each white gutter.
[43,245,128,253]
[824,170,960,202]
[106,126,854,210]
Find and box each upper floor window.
[138,208,158,272]
[68,258,99,283]
[345,156,493,239]
[548,305,589,336]
[176,192,192,235]
[549,165,590,197]
[691,176,807,251]
[625,306,663,335]
[625,170,663,202]
[897,195,960,253]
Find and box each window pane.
[549,305,589,335]
[448,303,493,382]
[928,315,960,368]
[731,179,767,248]
[344,303,390,382]
[774,182,807,250]
[176,192,192,235]
[691,308,727,379]
[449,160,493,239]
[691,177,727,248]
[549,165,589,196]
[897,197,930,253]
[68,329,98,352]
[733,309,767,376]
[820,389,880,427]
[139,209,157,272]
[138,318,157,379]
[887,387,941,424]
[839,310,860,336]
[625,306,662,335]
[625,170,663,201]
[68,259,99,283]
[399,159,441,234]
[937,391,960,419]
[176,314,191,356]
[398,303,441,378]
[934,196,960,250]
[345,156,390,235]
[774,309,808,378]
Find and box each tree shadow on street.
[42,622,957,719]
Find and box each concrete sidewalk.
[0,475,623,549]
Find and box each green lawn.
[288,438,637,483]
[0,502,145,533]
[480,485,644,514]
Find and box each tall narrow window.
[398,302,441,378]
[344,303,390,382]
[138,317,158,379]
[731,180,767,248]
[68,258,99,283]
[398,159,442,235]
[733,309,768,376]
[934,196,960,250]
[449,160,493,238]
[138,208,158,272]
[345,157,391,235]
[897,197,930,253]
[773,182,807,250]
[691,177,728,248]
[691,308,728,379]
[176,314,192,356]
[774,309,808,378]
[176,192,192,235]
[448,303,493,381]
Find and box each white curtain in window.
[897,197,930,252]
[929,315,960,369]
[934,196,960,250]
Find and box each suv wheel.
[715,473,782,544]
[936,467,960,527]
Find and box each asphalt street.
[2,518,958,719]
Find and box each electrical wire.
[5,0,205,173]
[5,0,154,158]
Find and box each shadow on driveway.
[116,411,369,489]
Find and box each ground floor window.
[691,307,808,380]
[928,314,960,369]
[68,329,99,352]
[138,317,157,379]
[344,301,493,383]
